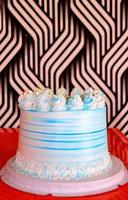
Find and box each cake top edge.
[18,87,106,112]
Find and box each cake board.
[1,155,128,197]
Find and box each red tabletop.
[0,128,128,200]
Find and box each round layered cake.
[16,108,111,180]
[1,87,128,196]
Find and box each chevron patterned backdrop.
[0,0,128,135]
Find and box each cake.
[1,87,128,196]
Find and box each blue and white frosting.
[83,88,94,109]
[36,89,53,111]
[18,90,36,110]
[83,88,105,109]
[11,152,112,180]
[83,96,94,109]
[18,87,106,111]
[67,95,84,110]
[51,95,67,112]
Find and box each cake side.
[19,108,107,163]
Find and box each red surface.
[0,128,128,200]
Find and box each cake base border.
[1,155,128,197]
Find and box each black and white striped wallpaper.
[0,0,128,135]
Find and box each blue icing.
[21,133,106,143]
[21,141,106,150]
[21,127,106,135]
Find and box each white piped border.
[10,152,112,180]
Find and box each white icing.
[11,152,112,180]
[18,91,36,110]
[36,91,52,111]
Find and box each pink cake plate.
[1,155,128,197]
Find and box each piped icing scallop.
[67,95,84,110]
[51,95,67,112]
[18,87,106,111]
[18,90,36,110]
[36,89,53,111]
